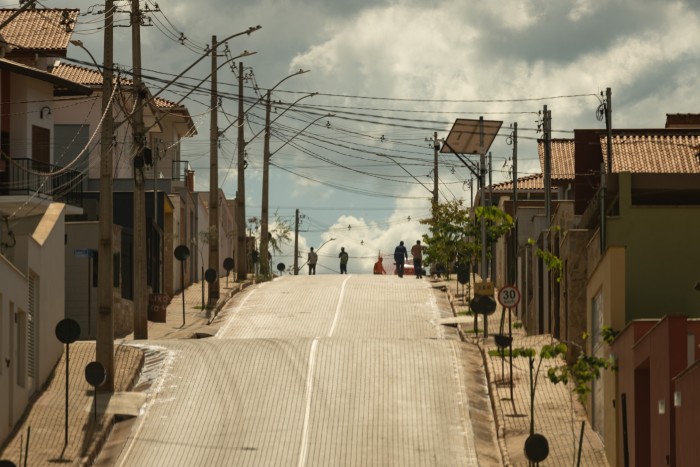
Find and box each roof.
[601,133,700,174]
[0,9,77,54]
[491,173,545,192]
[0,58,90,96]
[537,138,575,180]
[51,62,178,109]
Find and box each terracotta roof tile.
[51,62,178,109]
[492,173,545,192]
[0,9,77,52]
[601,134,700,174]
[538,138,575,180]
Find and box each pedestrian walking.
[308,247,318,275]
[338,247,349,274]
[373,255,386,275]
[411,240,423,279]
[394,241,408,278]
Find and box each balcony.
[0,158,83,207]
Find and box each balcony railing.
[0,158,83,206]
[171,160,192,182]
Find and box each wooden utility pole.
[131,0,148,339]
[97,0,115,391]
[235,62,247,281]
[293,209,300,275]
[479,116,488,337]
[208,35,220,304]
[260,90,272,276]
[433,131,439,205]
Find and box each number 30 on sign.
[498,286,521,308]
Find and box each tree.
[420,200,472,279]
[248,210,292,278]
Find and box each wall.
[674,360,700,467]
[559,229,591,359]
[65,222,99,339]
[586,243,626,463]
[606,173,700,321]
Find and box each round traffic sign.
[498,285,521,308]
[276,263,286,272]
[204,268,217,283]
[223,257,234,271]
[55,318,81,344]
[85,361,106,387]
[174,245,190,261]
[470,295,497,315]
[524,433,549,462]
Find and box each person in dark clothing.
[394,241,408,278]
[338,247,349,274]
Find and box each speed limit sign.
[498,285,521,308]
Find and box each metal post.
[180,261,186,327]
[64,343,69,447]
[479,117,488,337]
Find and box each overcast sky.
[58,0,700,274]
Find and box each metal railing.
[0,158,83,206]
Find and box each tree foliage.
[420,201,513,277]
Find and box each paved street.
[114,275,483,466]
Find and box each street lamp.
[260,104,330,276]
[70,40,102,72]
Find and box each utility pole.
[235,62,247,281]
[260,90,271,276]
[605,87,613,174]
[97,0,115,391]
[208,36,220,303]
[293,209,300,275]
[488,151,495,283]
[479,117,488,337]
[433,131,439,205]
[543,106,552,227]
[131,0,148,339]
[511,123,518,286]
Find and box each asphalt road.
[115,275,480,466]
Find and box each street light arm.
[381,153,434,196]
[270,113,333,157]
[138,51,256,134]
[243,92,318,145]
[219,73,313,138]
[244,69,310,115]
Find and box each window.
[16,307,26,388]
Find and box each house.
[0,55,91,445]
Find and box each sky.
[46,0,700,274]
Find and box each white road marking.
[297,338,319,467]
[217,288,257,338]
[328,275,351,337]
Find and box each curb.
[445,285,512,467]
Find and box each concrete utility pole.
[260,90,272,276]
[131,0,148,339]
[235,62,247,281]
[97,0,115,391]
[543,106,552,227]
[605,87,613,174]
[433,131,439,205]
[293,209,300,275]
[208,36,220,304]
